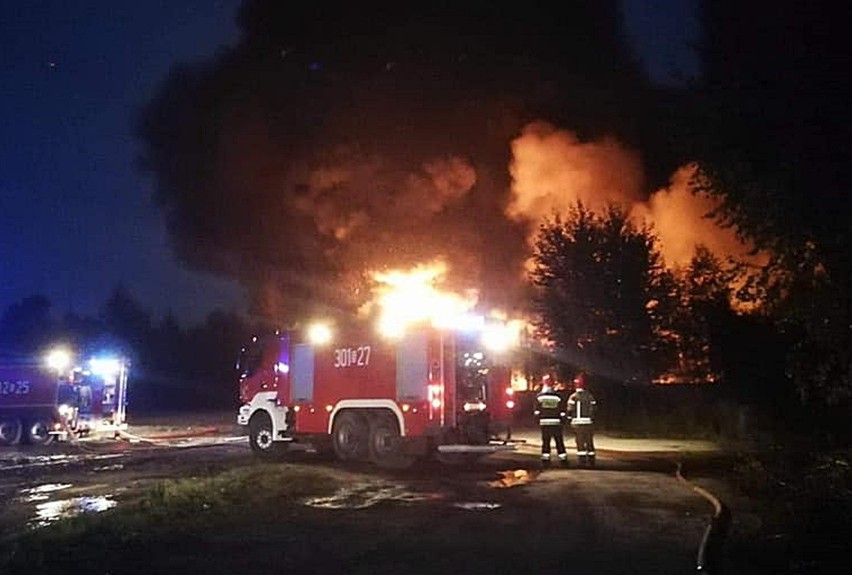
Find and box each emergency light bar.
[44,346,126,380]
[89,357,122,379]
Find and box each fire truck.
[0,347,129,446]
[236,319,520,467]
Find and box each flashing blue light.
[89,357,121,379]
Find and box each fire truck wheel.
[0,417,23,446]
[368,414,415,470]
[249,413,282,459]
[332,411,368,461]
[25,419,55,446]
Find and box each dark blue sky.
[0,1,245,326]
[0,0,696,327]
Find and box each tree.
[529,202,676,384]
[148,311,187,378]
[687,1,852,410]
[669,246,736,384]
[101,283,152,360]
[185,310,253,408]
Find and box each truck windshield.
[236,342,263,378]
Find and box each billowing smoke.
[137,0,648,324]
[298,153,476,242]
[506,124,762,272]
[507,121,644,225]
[630,164,764,269]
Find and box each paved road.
[0,419,764,573]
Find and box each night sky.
[0,1,696,327]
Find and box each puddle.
[1,451,127,472]
[93,464,124,472]
[305,482,442,509]
[18,483,73,502]
[30,496,117,528]
[453,502,502,511]
[0,453,76,471]
[92,453,125,460]
[489,469,539,488]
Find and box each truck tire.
[0,417,23,446]
[249,412,282,459]
[25,418,55,446]
[332,411,368,461]
[368,414,415,470]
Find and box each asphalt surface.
[0,414,767,574]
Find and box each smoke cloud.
[507,121,644,229]
[630,165,764,269]
[138,0,649,323]
[506,124,761,272]
[141,1,772,324]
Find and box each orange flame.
[363,260,529,348]
[366,260,479,337]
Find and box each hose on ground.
[675,461,731,573]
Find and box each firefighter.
[534,375,568,468]
[567,371,597,467]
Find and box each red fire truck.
[0,347,129,446]
[236,319,520,467]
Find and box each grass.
[721,446,852,571]
[0,463,342,574]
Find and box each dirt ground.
[0,410,792,574]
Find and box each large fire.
[365,260,478,337]
[363,260,525,350]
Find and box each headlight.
[46,348,72,372]
[57,404,73,417]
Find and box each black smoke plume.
[137,0,654,324]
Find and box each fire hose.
[675,461,731,574]
[116,426,221,446]
[53,405,222,452]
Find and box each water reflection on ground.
[30,496,117,528]
[15,483,118,529]
[305,482,443,509]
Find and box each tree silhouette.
[529,202,676,384]
[689,1,852,410]
[100,283,152,359]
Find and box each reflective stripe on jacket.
[567,389,596,424]
[534,391,565,426]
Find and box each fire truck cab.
[237,320,519,467]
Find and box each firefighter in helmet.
[567,371,597,467]
[534,374,568,468]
